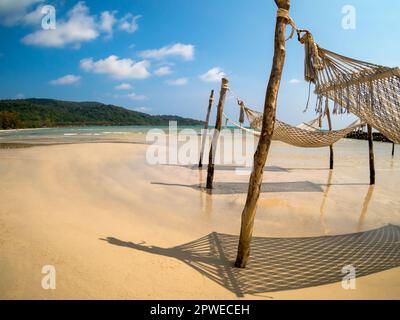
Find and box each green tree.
[0,110,22,129]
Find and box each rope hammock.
[296,116,320,131]
[223,104,364,148]
[299,32,400,144]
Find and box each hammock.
[299,32,400,143]
[223,107,364,148]
[274,118,363,148]
[296,117,320,131]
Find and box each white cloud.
[126,92,147,101]
[154,66,172,77]
[111,92,147,101]
[199,67,225,82]
[16,93,25,99]
[99,10,116,38]
[22,2,99,48]
[166,78,188,86]
[0,0,43,26]
[115,83,132,90]
[9,3,141,47]
[21,4,45,25]
[140,43,195,61]
[289,78,302,84]
[80,55,151,80]
[50,74,81,85]
[119,13,141,33]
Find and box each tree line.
[0,98,203,129]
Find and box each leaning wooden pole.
[325,101,334,170]
[367,124,375,185]
[199,90,215,168]
[235,0,290,268]
[206,79,229,189]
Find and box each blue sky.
[0,0,399,127]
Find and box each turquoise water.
[0,125,204,140]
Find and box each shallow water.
[0,125,190,137]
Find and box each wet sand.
[0,136,399,299]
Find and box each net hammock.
[296,116,320,131]
[223,103,364,148]
[299,32,400,143]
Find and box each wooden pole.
[206,78,229,189]
[367,124,375,185]
[199,90,215,168]
[235,0,290,268]
[325,102,334,170]
[392,142,395,157]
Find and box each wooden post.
[235,0,290,268]
[325,102,334,170]
[206,78,229,189]
[392,142,395,157]
[367,124,375,185]
[199,90,215,168]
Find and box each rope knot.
[276,8,298,41]
[300,32,323,83]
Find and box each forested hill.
[0,98,203,129]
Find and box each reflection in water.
[198,167,203,186]
[319,170,333,235]
[197,168,213,215]
[357,186,375,232]
[198,168,204,209]
[204,191,213,216]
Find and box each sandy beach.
[0,134,399,299]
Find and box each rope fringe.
[238,100,245,124]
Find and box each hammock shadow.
[167,164,289,172]
[151,181,323,194]
[286,167,331,171]
[101,225,400,297]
